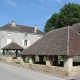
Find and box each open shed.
[21,26,80,76]
[2,42,24,62]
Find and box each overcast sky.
[0,0,80,31]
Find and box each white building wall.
[0,30,43,53]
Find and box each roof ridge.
[47,26,68,34]
[67,26,80,55]
[21,26,69,55]
[9,23,33,28]
[0,23,44,34]
[67,26,70,55]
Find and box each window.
[22,40,30,46]
[24,40,27,45]
[7,33,11,35]
[7,39,11,45]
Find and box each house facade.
[0,21,44,53]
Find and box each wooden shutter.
[27,40,30,46]
[22,40,24,45]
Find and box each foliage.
[35,60,39,62]
[44,13,58,32]
[25,59,29,63]
[16,62,20,64]
[0,58,2,61]
[25,56,29,63]
[6,51,14,55]
[44,3,80,33]
[43,56,46,62]
[58,56,63,64]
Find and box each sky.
[0,0,80,32]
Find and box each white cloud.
[5,0,17,7]
[40,0,63,4]
[55,0,63,4]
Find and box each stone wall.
[6,57,12,62]
[71,66,80,76]
[2,57,22,63]
[73,56,80,62]
[21,63,68,77]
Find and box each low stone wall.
[6,57,12,62]
[21,63,68,77]
[2,57,22,63]
[71,66,80,76]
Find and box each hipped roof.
[0,24,44,34]
[72,23,80,33]
[21,26,80,56]
[2,42,24,50]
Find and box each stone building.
[20,23,80,76]
[0,21,44,53]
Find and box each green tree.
[44,3,80,33]
[44,13,58,32]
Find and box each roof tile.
[0,24,44,34]
[21,26,80,56]
[2,42,24,50]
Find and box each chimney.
[34,24,37,33]
[11,21,16,27]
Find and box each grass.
[43,57,46,62]
[0,58,2,61]
[35,60,39,62]
[16,62,20,64]
[25,59,29,63]
[25,59,39,63]
[58,56,63,64]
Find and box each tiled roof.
[69,27,80,55]
[21,26,80,56]
[0,24,44,34]
[72,23,80,33]
[1,42,24,50]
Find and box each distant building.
[0,21,44,53]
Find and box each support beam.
[3,50,5,56]
[16,50,18,58]
[64,56,73,72]
[29,56,35,64]
[46,56,53,66]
